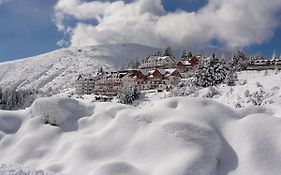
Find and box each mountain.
[0,43,233,94]
[0,43,158,92]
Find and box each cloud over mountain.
[54,0,281,49]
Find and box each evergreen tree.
[187,51,193,60]
[181,50,187,60]
[117,85,139,104]
[192,56,228,87]
[230,50,248,71]
[162,46,173,56]
[98,67,104,74]
[225,70,238,86]
[181,50,192,61]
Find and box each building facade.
[75,74,95,95]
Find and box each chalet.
[189,56,200,66]
[176,61,191,72]
[176,55,200,73]
[138,55,177,69]
[75,74,95,95]
[135,68,182,91]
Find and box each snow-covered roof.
[146,55,176,62]
[164,69,177,74]
[139,69,150,76]
[178,61,191,66]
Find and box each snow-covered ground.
[2,53,281,175]
[1,89,281,174]
[0,43,157,92]
[0,164,60,175]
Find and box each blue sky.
[0,0,281,61]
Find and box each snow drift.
[0,97,281,175]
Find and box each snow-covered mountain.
[0,43,158,92]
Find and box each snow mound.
[1,97,281,175]
[0,164,60,175]
[0,113,22,134]
[30,97,92,131]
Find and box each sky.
[0,0,281,61]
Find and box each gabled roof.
[139,69,150,76]
[145,55,177,63]
[164,69,177,74]
[177,60,191,66]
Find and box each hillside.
[0,43,158,93]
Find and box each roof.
[164,69,177,74]
[145,55,176,63]
[139,69,150,76]
[177,61,191,66]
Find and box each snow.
[0,164,60,175]
[0,43,157,93]
[1,95,281,175]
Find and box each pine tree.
[225,70,238,86]
[192,56,228,87]
[181,50,192,61]
[230,50,248,71]
[187,51,193,60]
[98,67,104,74]
[162,46,173,56]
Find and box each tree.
[230,50,248,71]
[117,85,139,104]
[181,50,192,61]
[98,67,104,75]
[192,56,228,87]
[162,46,173,56]
[225,70,238,86]
[187,51,193,60]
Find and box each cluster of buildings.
[75,54,200,96]
[75,51,281,97]
[247,56,281,70]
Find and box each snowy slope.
[178,70,281,109]
[1,96,281,175]
[0,43,157,92]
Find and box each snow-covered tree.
[192,55,228,87]
[98,67,104,74]
[225,70,238,86]
[0,88,37,110]
[181,50,187,60]
[181,50,192,61]
[117,85,139,104]
[229,50,248,71]
[162,46,173,56]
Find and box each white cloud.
[54,0,281,49]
